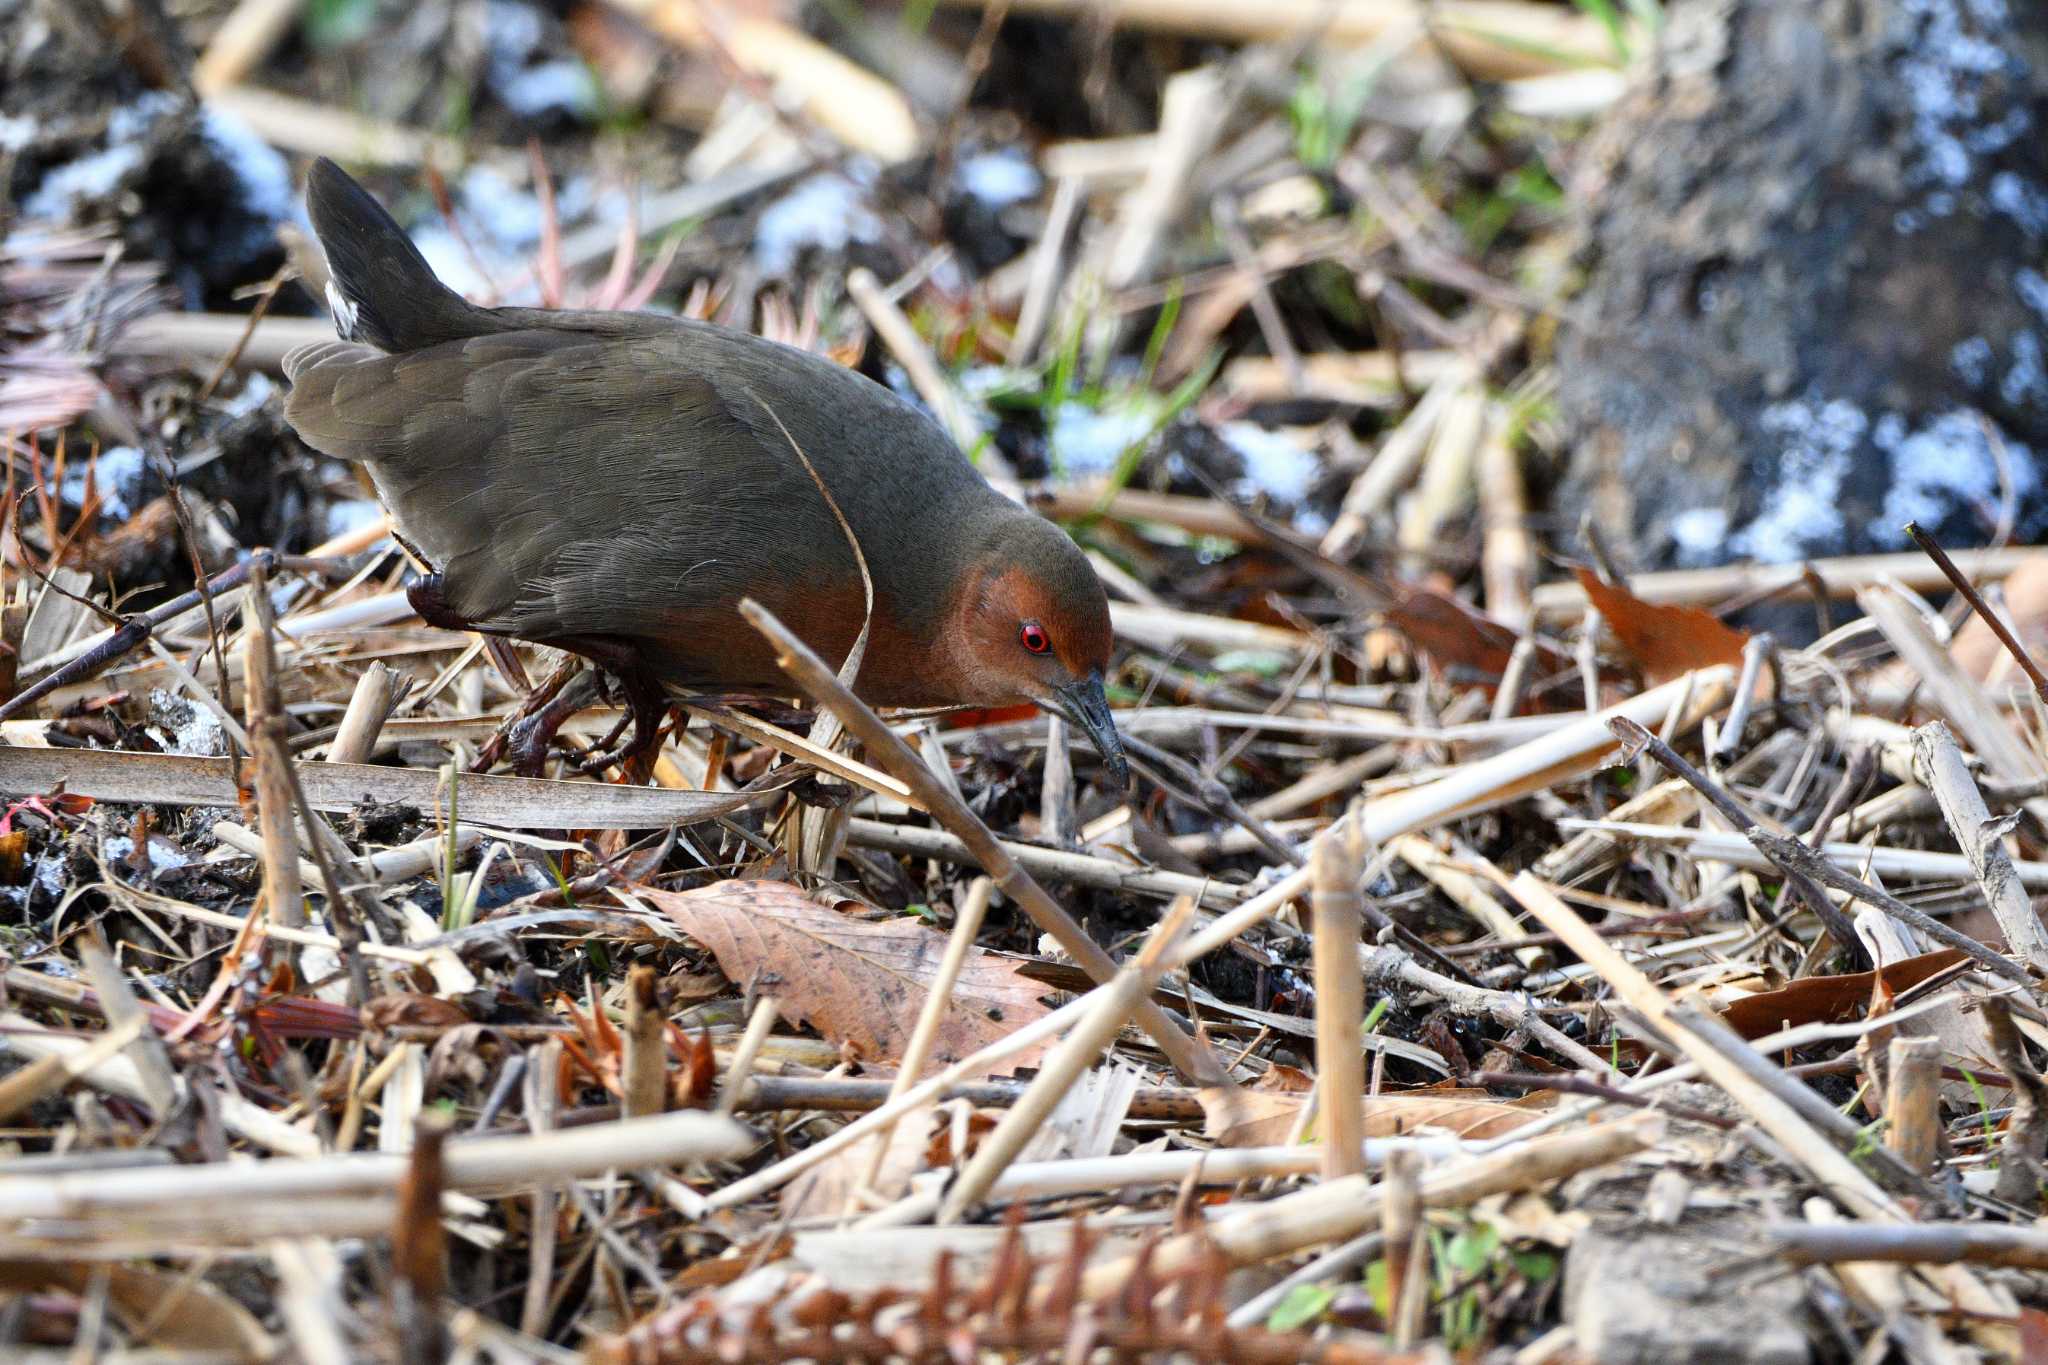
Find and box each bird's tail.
[304,157,501,354]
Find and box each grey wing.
[282,331,850,642]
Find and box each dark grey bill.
[1051,672,1129,790]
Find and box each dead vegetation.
[5,0,2048,1361]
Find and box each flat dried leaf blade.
[646,881,1052,1077]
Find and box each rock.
[1565,1216,1811,1364]
[1556,0,2048,601]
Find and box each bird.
[281,158,1127,786]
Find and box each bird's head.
[940,514,1127,788]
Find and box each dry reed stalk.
[933,0,1622,80]
[1885,1037,1942,1175]
[1311,822,1367,1180]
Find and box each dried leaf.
[646,881,1053,1076]
[1199,1084,1560,1148]
[1717,949,1966,1040]
[1386,588,1551,680]
[1575,567,1749,682]
[781,1099,939,1219]
[0,1261,273,1359]
[361,993,472,1034]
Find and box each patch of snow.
[1670,507,1731,566]
[497,61,599,120]
[1729,397,1865,561]
[754,173,881,277]
[58,445,146,521]
[1989,171,2048,237]
[956,151,1041,208]
[1876,408,2034,533]
[1219,422,1320,504]
[150,687,227,757]
[1893,0,2019,191]
[199,105,294,224]
[1952,335,1996,387]
[2002,330,2048,406]
[21,91,181,221]
[1049,401,1160,480]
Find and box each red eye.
[1020,622,1050,654]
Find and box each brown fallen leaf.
[1575,566,1749,683]
[1717,949,1967,1040]
[1386,587,1567,681]
[645,881,1053,1077]
[0,1261,273,1360]
[781,1099,939,1220]
[1199,1080,1559,1148]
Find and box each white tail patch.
[324,279,360,341]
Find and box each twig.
[852,877,992,1191]
[243,566,304,930]
[1608,717,1866,967]
[1906,520,2048,705]
[0,548,275,721]
[1911,720,2048,971]
[1983,999,2048,1209]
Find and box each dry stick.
[712,996,780,1121]
[1361,942,1614,1077]
[245,568,374,1002]
[1885,1037,1942,1176]
[0,1109,754,1221]
[726,1074,1206,1120]
[1040,716,1078,848]
[1122,732,1302,867]
[852,877,992,1195]
[1381,1147,1425,1348]
[76,937,178,1120]
[1741,827,2031,987]
[1312,823,1367,1180]
[704,992,1095,1212]
[1163,668,1737,974]
[844,267,1001,476]
[842,818,1238,907]
[392,1114,451,1365]
[1982,999,2048,1209]
[621,966,666,1121]
[1713,631,1773,761]
[937,897,1195,1223]
[1469,1072,1736,1130]
[738,598,1228,1086]
[1607,716,1864,967]
[244,575,305,930]
[1502,870,2014,1341]
[192,0,306,94]
[1769,1222,2048,1270]
[1911,720,2048,971]
[1905,519,2048,706]
[0,548,276,721]
[327,661,402,764]
[1069,1114,1663,1301]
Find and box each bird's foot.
[572,670,675,776]
[473,661,593,776]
